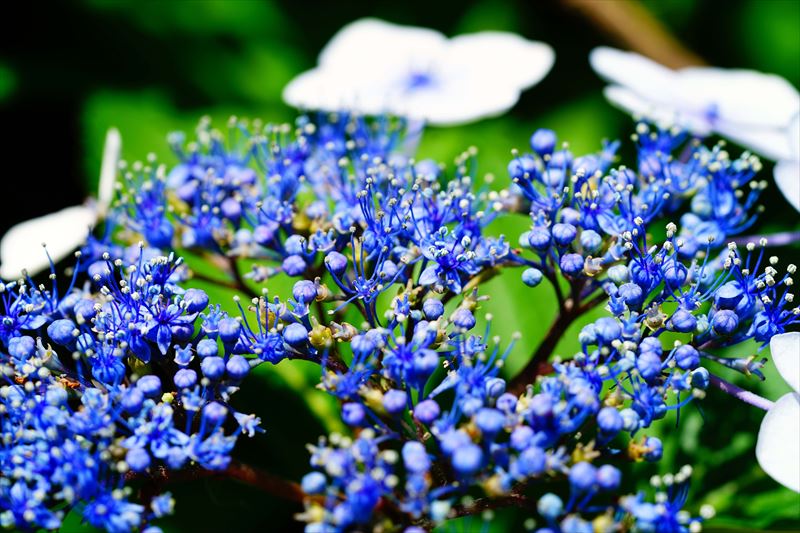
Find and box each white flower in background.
[589,47,800,211]
[283,18,555,126]
[773,114,800,212]
[0,128,120,279]
[756,332,800,493]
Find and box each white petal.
[756,392,800,493]
[604,85,712,135]
[676,67,800,129]
[98,127,121,210]
[771,332,800,393]
[445,32,554,90]
[318,18,446,76]
[0,205,97,279]
[282,66,394,115]
[713,120,793,161]
[589,47,677,102]
[395,81,520,126]
[774,159,800,213]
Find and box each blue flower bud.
[674,344,700,370]
[594,317,622,344]
[121,387,144,413]
[342,402,366,426]
[202,401,228,425]
[637,351,662,381]
[607,264,630,284]
[452,443,482,475]
[522,267,543,287]
[145,220,174,249]
[126,448,151,472]
[382,389,407,415]
[282,255,307,276]
[560,253,584,276]
[412,351,439,387]
[596,465,621,491]
[324,251,348,276]
[136,376,162,398]
[182,288,209,314]
[639,337,663,357]
[253,223,277,245]
[422,298,444,320]
[569,462,596,491]
[485,377,506,398]
[218,318,242,344]
[283,323,309,346]
[715,281,744,309]
[560,518,592,533]
[580,230,602,253]
[662,259,687,287]
[174,368,197,389]
[597,407,623,435]
[284,235,306,255]
[475,408,505,437]
[496,392,517,413]
[711,309,739,335]
[402,441,430,474]
[301,472,326,494]
[578,324,597,346]
[620,408,640,432]
[74,299,96,321]
[644,436,663,461]
[510,426,534,451]
[691,367,710,389]
[351,334,375,356]
[48,318,77,347]
[201,356,225,380]
[221,197,242,221]
[292,280,317,304]
[537,493,563,520]
[669,308,697,333]
[518,446,545,476]
[552,223,577,247]
[618,282,644,308]
[530,393,555,418]
[226,355,250,380]
[527,227,552,251]
[8,336,34,360]
[508,154,537,180]
[451,308,476,330]
[530,128,557,156]
[197,339,219,358]
[414,399,440,424]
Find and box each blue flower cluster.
[0,251,261,531]
[1,115,794,532]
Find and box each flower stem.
[709,374,774,411]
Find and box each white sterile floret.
[283,18,554,125]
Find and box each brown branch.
[561,0,704,68]
[508,284,607,395]
[128,460,308,504]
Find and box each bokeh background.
[1,0,799,531]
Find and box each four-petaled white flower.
[757,332,800,493]
[589,47,800,212]
[0,128,120,279]
[283,18,555,126]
